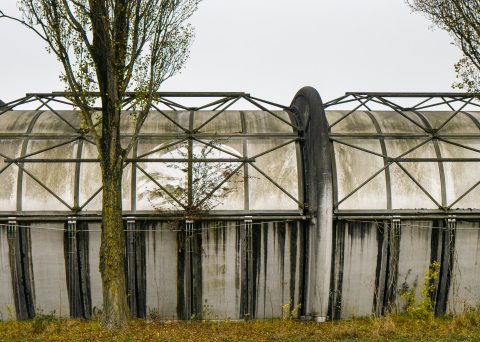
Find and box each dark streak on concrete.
[435,219,455,315]
[63,221,92,318]
[193,221,202,318]
[329,221,345,319]
[374,221,387,316]
[176,228,185,319]
[262,222,268,317]
[386,222,401,311]
[9,224,35,319]
[289,222,298,310]
[278,222,286,303]
[252,221,261,318]
[133,221,146,318]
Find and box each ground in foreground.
[1,313,480,341]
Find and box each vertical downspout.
[290,87,333,320]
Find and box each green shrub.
[31,308,56,333]
[400,261,440,319]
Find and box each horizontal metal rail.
[26,92,251,97]
[5,158,255,163]
[0,214,306,221]
[334,215,480,220]
[344,92,479,97]
[0,133,298,140]
[329,133,432,139]
[388,158,480,162]
[329,133,480,139]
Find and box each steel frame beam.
[0,92,303,215]
[326,92,480,214]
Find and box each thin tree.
[0,0,201,328]
[405,0,480,93]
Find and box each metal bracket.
[447,215,456,224]
[7,216,16,238]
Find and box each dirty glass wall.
[0,107,305,320]
[0,110,302,213]
[328,110,480,211]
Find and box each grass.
[1,313,480,341]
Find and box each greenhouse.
[0,87,480,321]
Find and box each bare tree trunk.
[99,163,130,329]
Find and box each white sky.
[0,0,463,106]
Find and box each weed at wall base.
[399,261,441,319]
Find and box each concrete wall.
[0,219,304,320]
[329,219,480,318]
[2,218,480,320]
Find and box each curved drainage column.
[291,87,333,320]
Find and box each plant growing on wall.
[0,0,201,329]
[399,261,441,319]
[145,139,244,220]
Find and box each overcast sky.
[0,0,463,106]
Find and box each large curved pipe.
[291,86,333,320]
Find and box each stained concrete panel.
[448,222,480,314]
[396,221,432,311]
[88,224,102,312]
[254,222,299,318]
[30,224,69,317]
[201,222,241,319]
[0,226,15,319]
[340,223,379,317]
[145,223,178,318]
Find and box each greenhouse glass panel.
[31,111,80,133]
[78,141,102,211]
[326,111,376,134]
[0,111,38,133]
[140,110,188,134]
[243,110,294,133]
[0,139,22,210]
[370,111,426,133]
[333,139,386,210]
[193,110,242,134]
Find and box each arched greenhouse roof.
[1,90,480,219]
[0,92,303,218]
[322,92,480,217]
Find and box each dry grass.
[1,314,480,341]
